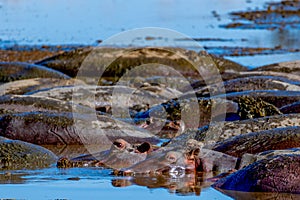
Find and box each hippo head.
[96,138,153,169]
[118,148,200,177]
[57,138,153,169]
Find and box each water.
[1,0,300,67]
[0,168,231,200]
[1,0,300,199]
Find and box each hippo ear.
[136,142,152,153]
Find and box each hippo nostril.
[136,142,151,153]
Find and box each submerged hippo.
[280,101,300,114]
[0,111,159,145]
[211,126,300,157]
[185,75,300,98]
[217,90,300,108]
[213,154,300,194]
[254,60,300,76]
[36,47,246,81]
[0,95,93,115]
[239,148,300,169]
[0,78,84,96]
[0,136,57,170]
[167,113,300,147]
[134,97,239,137]
[118,139,237,176]
[57,139,152,169]
[0,62,70,82]
[27,84,181,116]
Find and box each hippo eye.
[113,141,124,148]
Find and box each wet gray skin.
[239,148,300,169]
[215,90,300,108]
[0,62,70,82]
[36,47,246,81]
[57,139,152,170]
[120,150,195,176]
[0,95,94,115]
[134,97,239,134]
[27,84,181,116]
[0,78,85,96]
[167,113,300,147]
[0,136,57,170]
[0,111,159,145]
[280,101,300,114]
[119,140,237,175]
[211,126,300,158]
[188,71,300,91]
[213,154,300,194]
[184,76,300,98]
[136,92,282,138]
[254,60,300,76]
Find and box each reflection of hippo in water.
[57,139,152,169]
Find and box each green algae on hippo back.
[211,126,300,158]
[0,62,70,82]
[0,136,57,170]
[167,113,300,147]
[36,46,246,82]
[0,111,159,146]
[217,90,300,108]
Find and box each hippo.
[0,62,70,82]
[37,47,246,83]
[134,97,239,137]
[280,101,300,114]
[167,113,300,148]
[189,70,300,91]
[0,95,94,115]
[118,139,237,176]
[26,84,181,116]
[0,136,57,170]
[0,111,159,145]
[213,154,300,194]
[0,78,85,96]
[184,75,300,98]
[211,126,300,158]
[254,60,300,76]
[239,148,300,170]
[36,47,93,77]
[57,138,153,169]
[215,90,300,108]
